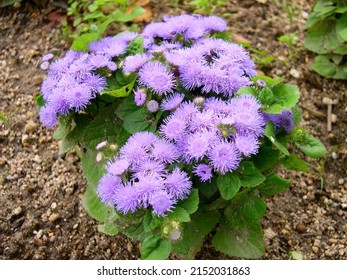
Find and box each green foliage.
[188,0,227,15]
[63,0,145,39]
[217,173,240,200]
[0,0,20,7]
[141,235,172,260]
[273,0,303,24]
[304,0,347,79]
[258,173,291,196]
[212,189,266,259]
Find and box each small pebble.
[331,114,337,123]
[312,246,319,253]
[73,224,79,229]
[51,202,57,210]
[49,213,60,222]
[33,155,42,164]
[289,68,300,79]
[338,179,344,185]
[24,120,37,133]
[296,223,306,234]
[36,229,43,239]
[331,152,338,160]
[12,207,23,216]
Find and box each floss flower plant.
[38,14,327,259]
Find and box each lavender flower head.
[97,132,193,217]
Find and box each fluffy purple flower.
[39,105,57,128]
[149,191,175,216]
[97,174,123,205]
[131,159,166,177]
[40,77,57,99]
[127,131,158,149]
[82,74,106,94]
[138,62,175,95]
[164,168,192,200]
[185,130,215,162]
[135,173,165,207]
[193,164,212,182]
[201,16,227,33]
[208,141,241,174]
[46,90,70,115]
[114,184,141,214]
[151,139,180,164]
[234,133,260,157]
[88,54,117,71]
[160,115,187,141]
[106,157,130,176]
[230,94,262,112]
[123,53,152,73]
[89,37,128,57]
[64,84,93,111]
[161,93,184,111]
[119,140,149,164]
[134,88,147,106]
[147,100,159,112]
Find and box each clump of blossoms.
[38,15,327,260]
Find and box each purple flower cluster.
[97,132,192,216]
[166,39,256,96]
[159,95,265,179]
[121,15,255,109]
[39,32,138,128]
[142,14,227,46]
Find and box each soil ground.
[0,0,346,260]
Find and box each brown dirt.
[0,0,346,260]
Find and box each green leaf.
[217,172,241,200]
[177,189,199,214]
[0,112,8,123]
[168,206,190,222]
[172,210,220,257]
[252,146,279,172]
[266,84,300,114]
[115,95,138,119]
[336,13,347,41]
[126,36,144,55]
[101,71,137,98]
[237,161,266,187]
[291,105,302,126]
[213,189,266,259]
[251,75,284,86]
[82,184,113,222]
[71,32,100,51]
[296,135,327,158]
[264,121,289,155]
[236,86,257,96]
[97,211,119,235]
[279,154,310,172]
[258,173,291,196]
[111,6,145,23]
[34,94,45,107]
[196,176,218,198]
[258,87,274,105]
[114,210,147,241]
[122,107,152,134]
[143,211,163,232]
[58,137,75,155]
[141,235,172,260]
[82,150,105,189]
[311,54,337,77]
[304,19,340,54]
